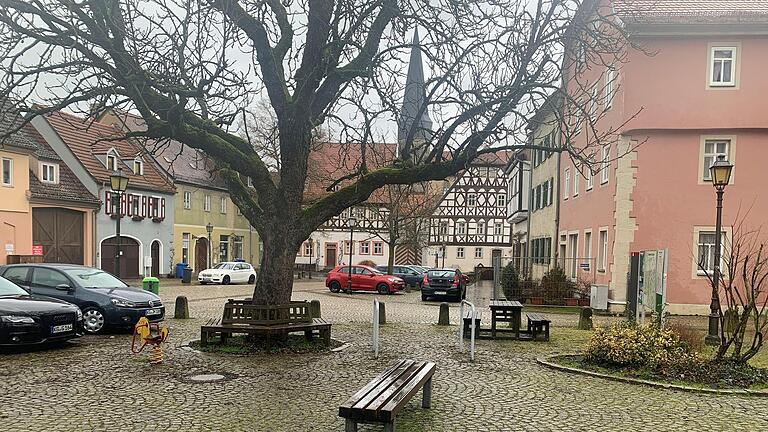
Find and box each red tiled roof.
[44,111,175,194]
[614,0,768,24]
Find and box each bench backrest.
[222,300,312,326]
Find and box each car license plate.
[435,291,447,295]
[51,324,73,334]
[202,277,211,281]
[145,308,161,316]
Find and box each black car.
[0,275,84,346]
[375,265,424,288]
[0,264,165,334]
[421,268,467,302]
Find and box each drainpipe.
[553,137,562,270]
[525,157,533,276]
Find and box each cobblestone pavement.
[1,280,767,431]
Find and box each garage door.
[101,236,140,278]
[32,208,85,264]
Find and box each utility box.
[590,285,609,310]
[142,277,160,295]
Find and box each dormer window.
[107,154,117,171]
[133,158,144,175]
[40,162,58,184]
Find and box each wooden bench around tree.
[339,359,436,432]
[200,300,331,347]
[526,313,551,341]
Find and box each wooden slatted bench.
[200,300,331,347]
[526,313,551,341]
[339,359,436,432]
[462,309,482,338]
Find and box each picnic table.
[489,300,523,339]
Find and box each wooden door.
[101,236,140,278]
[325,244,337,269]
[33,208,84,264]
[195,237,209,272]
[151,241,160,276]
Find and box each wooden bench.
[462,309,482,338]
[339,359,436,432]
[526,313,551,341]
[200,300,331,347]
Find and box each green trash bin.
[142,277,160,295]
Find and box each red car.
[325,265,405,294]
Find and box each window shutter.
[105,191,112,215]
[160,198,166,219]
[141,196,147,218]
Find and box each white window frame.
[183,191,191,209]
[573,166,579,197]
[467,193,477,207]
[133,158,144,175]
[493,222,503,236]
[373,242,383,255]
[600,145,610,185]
[586,155,595,190]
[496,193,506,208]
[132,193,142,216]
[360,241,370,255]
[584,230,592,261]
[1,158,12,186]
[702,139,730,182]
[589,84,598,122]
[456,221,466,235]
[204,194,211,212]
[477,221,485,235]
[40,162,58,184]
[106,154,117,171]
[220,196,227,214]
[598,229,608,272]
[474,247,483,259]
[457,247,465,259]
[709,46,737,87]
[563,168,570,199]
[604,68,615,109]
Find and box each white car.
[198,262,257,285]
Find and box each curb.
[178,338,351,354]
[537,354,768,397]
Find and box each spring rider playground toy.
[131,317,169,365]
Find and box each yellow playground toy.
[131,317,169,365]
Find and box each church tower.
[397,29,433,160]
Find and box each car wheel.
[329,281,341,293]
[222,275,231,285]
[82,307,106,334]
[377,283,389,295]
[199,281,207,285]
[248,274,255,284]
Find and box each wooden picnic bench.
[339,359,436,432]
[200,299,331,347]
[526,313,551,341]
[489,300,523,339]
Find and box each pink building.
[558,1,768,314]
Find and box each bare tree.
[0,0,633,304]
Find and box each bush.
[501,262,520,300]
[358,259,377,267]
[585,321,696,369]
[540,266,575,299]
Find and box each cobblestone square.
[2,281,767,431]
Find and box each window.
[569,233,579,278]
[373,242,383,255]
[344,240,353,254]
[220,197,227,213]
[697,231,725,274]
[474,247,483,259]
[40,162,57,184]
[467,193,477,207]
[605,68,615,109]
[494,222,503,236]
[457,221,466,235]
[589,84,598,122]
[600,145,610,184]
[2,158,12,186]
[132,194,142,216]
[488,168,497,179]
[710,47,736,87]
[3,266,29,285]
[204,194,211,212]
[702,140,730,181]
[303,242,312,256]
[477,221,485,235]
[233,236,243,260]
[31,268,69,289]
[360,241,370,255]
[219,235,229,263]
[586,156,594,190]
[182,233,190,264]
[497,193,506,208]
[183,191,191,209]
[574,106,583,135]
[564,169,570,199]
[133,158,143,175]
[439,221,448,235]
[598,229,608,272]
[573,167,579,197]
[106,154,117,171]
[457,247,465,259]
[150,197,161,218]
[584,231,592,261]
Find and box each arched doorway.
[195,237,209,273]
[101,236,140,278]
[151,240,161,276]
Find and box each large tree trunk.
[253,224,300,305]
[387,240,397,274]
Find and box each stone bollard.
[310,299,322,319]
[438,302,450,326]
[174,296,190,319]
[378,302,386,325]
[578,307,593,330]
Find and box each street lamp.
[308,236,314,279]
[705,155,734,346]
[206,222,214,270]
[109,168,129,278]
[347,216,357,292]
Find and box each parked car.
[374,265,424,288]
[198,262,257,285]
[326,265,405,294]
[0,264,164,334]
[421,268,467,302]
[0,275,84,347]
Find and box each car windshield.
[62,268,128,288]
[0,276,28,296]
[213,263,235,270]
[428,270,455,278]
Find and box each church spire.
[398,29,433,156]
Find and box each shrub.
[665,320,705,353]
[358,259,377,267]
[540,266,575,299]
[585,321,696,369]
[501,262,520,300]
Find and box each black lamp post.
[205,222,214,269]
[109,168,129,278]
[347,216,357,292]
[705,155,734,346]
